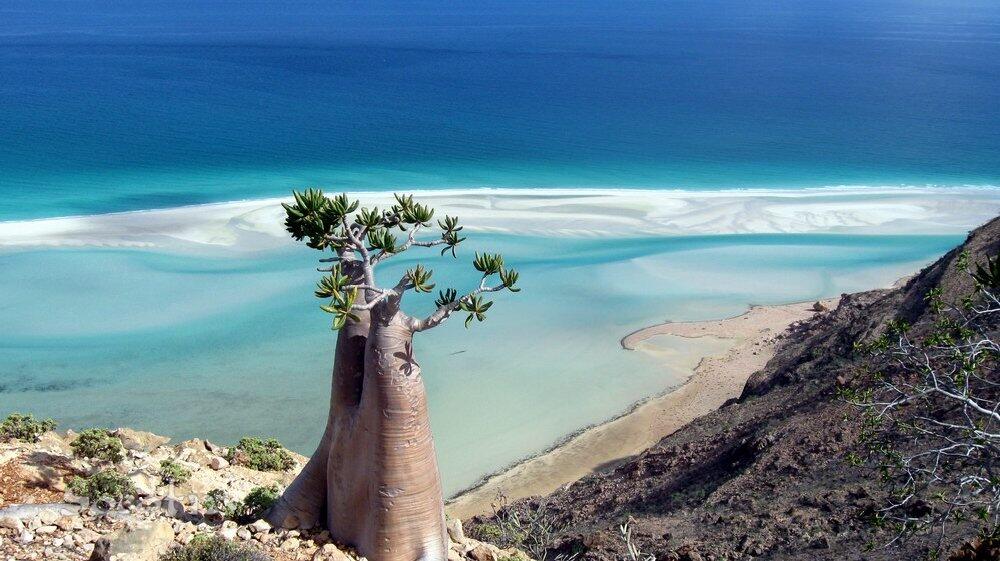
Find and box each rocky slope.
[0,428,523,561]
[467,216,1000,561]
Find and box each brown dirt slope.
[470,216,1000,561]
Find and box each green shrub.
[68,470,136,503]
[70,429,124,463]
[159,458,192,485]
[202,485,279,523]
[160,534,272,561]
[233,485,279,522]
[225,437,294,472]
[0,413,57,443]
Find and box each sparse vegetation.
[225,437,294,472]
[0,413,56,443]
[469,492,567,561]
[68,469,137,503]
[233,485,280,522]
[160,534,272,561]
[159,458,192,485]
[70,428,125,463]
[844,249,1000,550]
[202,485,280,523]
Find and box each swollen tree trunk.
[347,298,448,561]
[268,295,447,561]
[265,302,370,529]
[266,255,369,528]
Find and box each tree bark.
[345,299,448,561]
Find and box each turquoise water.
[2,0,1000,219]
[0,233,962,493]
[1,1,998,493]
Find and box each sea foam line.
[1,186,998,252]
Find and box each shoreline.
[445,297,839,519]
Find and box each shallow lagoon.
[0,231,961,494]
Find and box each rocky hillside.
[467,216,1000,561]
[0,427,524,561]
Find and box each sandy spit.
[446,297,839,519]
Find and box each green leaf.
[406,265,436,293]
[473,252,504,275]
[435,288,458,308]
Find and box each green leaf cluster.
[972,254,1000,291]
[70,428,125,463]
[225,437,295,472]
[201,485,280,524]
[160,458,192,485]
[0,413,56,443]
[69,469,137,503]
[406,264,435,293]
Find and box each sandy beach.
[446,297,839,519]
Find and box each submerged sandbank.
[1,187,998,251]
[446,298,838,519]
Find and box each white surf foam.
[1,187,997,251]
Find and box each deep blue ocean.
[2,0,999,220]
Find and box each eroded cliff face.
[468,217,1000,561]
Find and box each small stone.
[236,528,252,541]
[35,525,58,535]
[218,521,238,541]
[281,537,301,550]
[468,544,496,561]
[18,530,34,544]
[128,471,157,497]
[203,510,225,525]
[159,497,186,519]
[38,510,60,526]
[0,517,24,532]
[77,528,101,543]
[446,517,465,544]
[209,456,229,470]
[52,537,65,547]
[250,519,271,534]
[314,543,352,561]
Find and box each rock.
[113,428,170,453]
[88,537,112,561]
[128,471,157,497]
[204,441,225,455]
[314,543,352,561]
[219,520,238,541]
[812,301,829,312]
[37,509,60,525]
[18,530,34,544]
[468,544,497,561]
[0,516,24,532]
[250,519,272,533]
[35,524,58,535]
[281,537,302,550]
[236,527,252,541]
[446,517,466,544]
[159,496,185,519]
[209,456,229,470]
[55,515,82,531]
[108,519,174,561]
[77,528,101,543]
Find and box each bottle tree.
[266,190,521,561]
